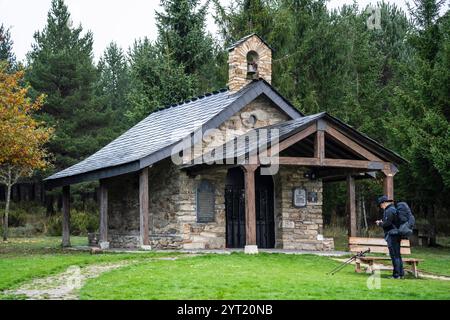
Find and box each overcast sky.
[0,0,436,63]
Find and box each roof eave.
[44,161,140,190]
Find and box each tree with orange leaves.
[0,62,54,241]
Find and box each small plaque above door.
[293,187,307,208]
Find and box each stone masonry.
[276,166,334,251]
[228,35,272,92]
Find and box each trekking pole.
[327,249,370,275]
[327,255,358,275]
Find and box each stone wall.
[105,172,140,248]
[178,168,228,250]
[176,164,334,251]
[277,166,334,251]
[105,160,185,249]
[104,162,334,251]
[199,96,290,157]
[148,159,185,249]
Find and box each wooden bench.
[349,237,423,278]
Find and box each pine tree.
[384,0,450,211]
[408,0,447,64]
[213,0,275,46]
[126,38,199,123]
[156,0,224,91]
[156,0,215,74]
[126,0,221,123]
[26,0,106,171]
[0,24,16,68]
[97,42,130,112]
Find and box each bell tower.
[227,34,273,93]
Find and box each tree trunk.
[3,168,12,242]
[362,196,368,236]
[356,191,362,236]
[46,195,55,216]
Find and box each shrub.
[70,210,99,236]
[47,210,98,236]
[8,224,41,237]
[7,209,28,227]
[47,215,62,236]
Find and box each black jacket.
[380,204,398,235]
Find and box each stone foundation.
[109,232,140,249]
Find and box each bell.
[247,63,258,75]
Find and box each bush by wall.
[0,201,99,238]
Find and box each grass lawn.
[0,237,178,299]
[80,253,450,300]
[1,236,450,300]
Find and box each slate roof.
[45,80,303,188]
[183,112,407,166]
[227,33,275,52]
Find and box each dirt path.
[4,257,180,300]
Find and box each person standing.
[376,195,404,279]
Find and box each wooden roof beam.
[268,123,317,155]
[325,125,382,161]
[278,157,390,170]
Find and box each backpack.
[395,202,415,237]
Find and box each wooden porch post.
[243,164,258,254]
[62,185,71,248]
[383,172,394,200]
[99,180,109,249]
[315,120,326,165]
[347,175,357,237]
[139,168,150,248]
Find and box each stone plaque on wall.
[196,180,216,223]
[293,187,307,208]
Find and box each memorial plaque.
[196,180,215,223]
[308,191,318,203]
[293,187,307,208]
